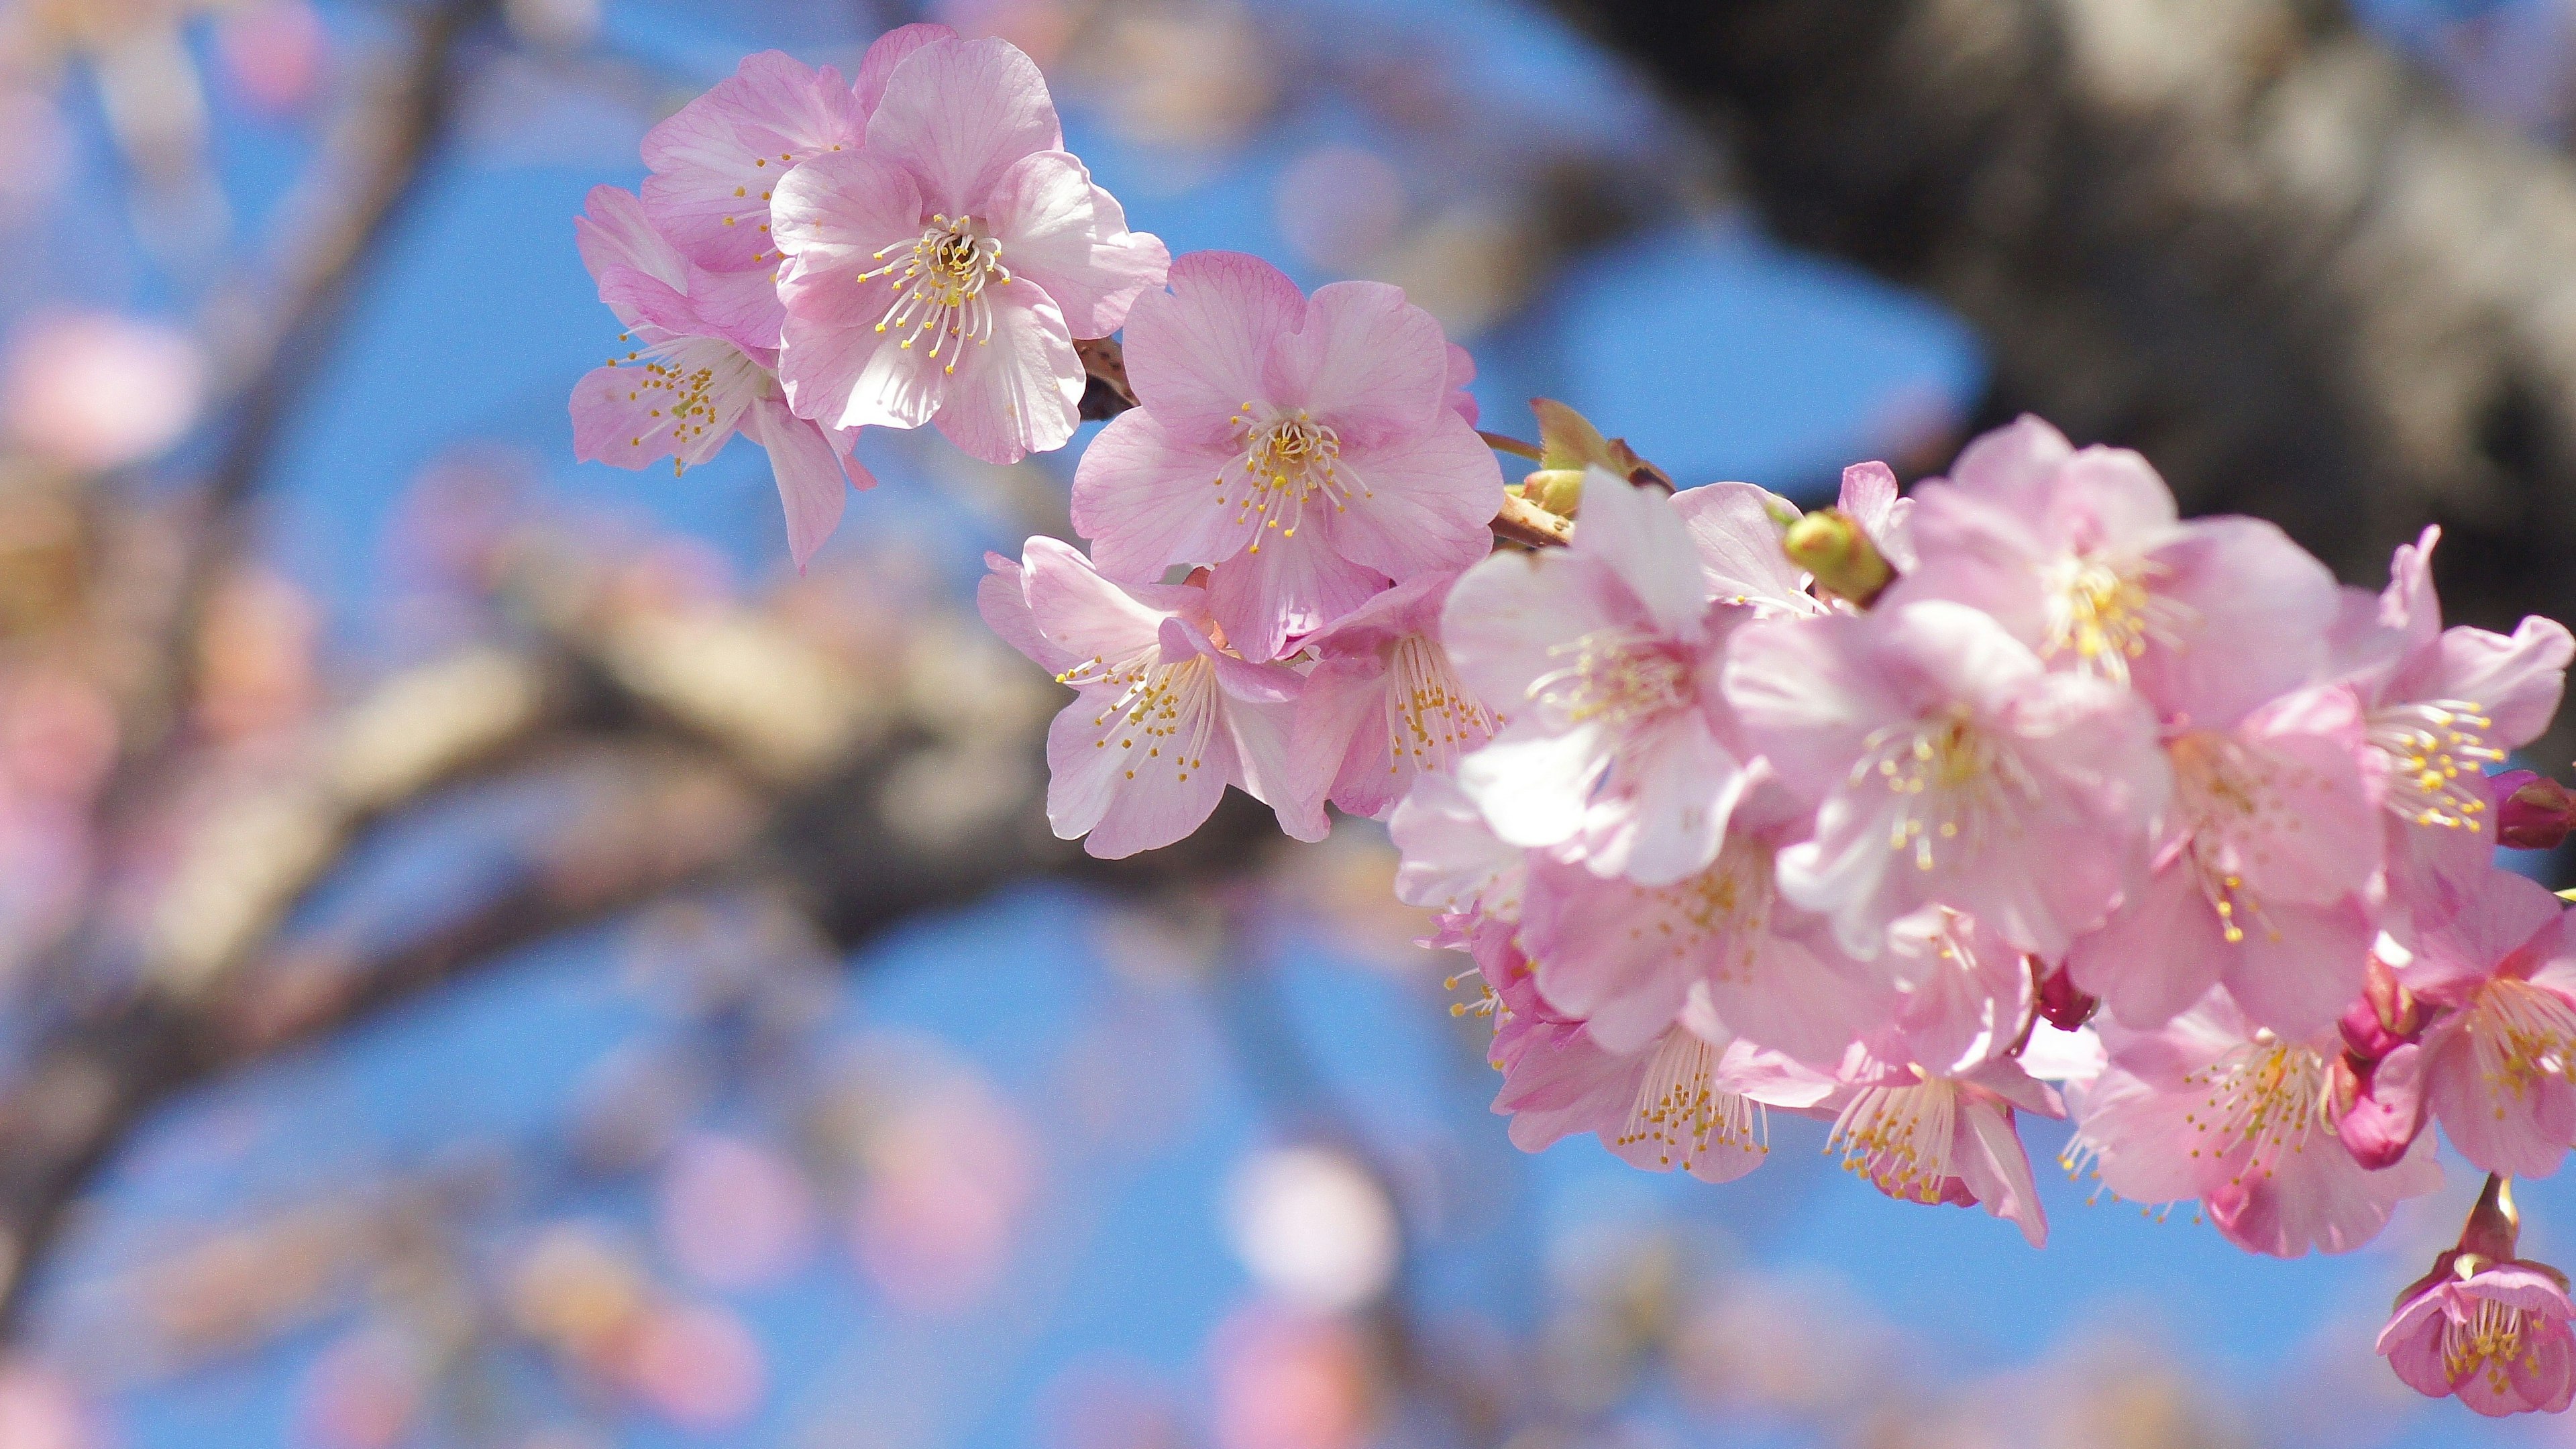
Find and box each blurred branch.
[1542,0,2576,697]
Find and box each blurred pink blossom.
[1210,1305,1372,1449]
[849,1067,1038,1313]
[215,0,325,115]
[292,1333,419,1449]
[655,1133,818,1289]
[623,1302,767,1431]
[1,311,205,473]
[0,1360,102,1449]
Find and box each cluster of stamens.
[1383,634,1497,776]
[1619,1030,1764,1173]
[1828,1076,1964,1203]
[1527,627,1693,730]
[1852,709,2035,872]
[2173,1035,2328,1184]
[2463,979,2576,1106]
[603,333,749,477]
[2368,699,2505,830]
[859,215,1012,374]
[2444,1294,2548,1393]
[1216,409,1366,549]
[2042,552,2189,685]
[1057,646,1219,786]
[2169,730,2302,945]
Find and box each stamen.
[2041,553,2191,685]
[1829,1077,1965,1204]
[1850,709,2037,872]
[1383,633,1497,776]
[1617,1030,1765,1173]
[2367,698,2506,830]
[1058,643,1221,788]
[855,214,1013,376]
[1525,627,1692,729]
[1223,408,1367,551]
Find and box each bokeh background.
[3,1,2575,1446]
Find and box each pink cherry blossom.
[1891,415,2339,727]
[1807,1034,2063,1246]
[979,538,1320,857]
[1284,571,1495,821]
[2065,685,2379,1039]
[2066,989,2442,1257]
[1444,468,1751,885]
[1884,907,2033,1077]
[2397,866,2576,1178]
[1069,252,1503,659]
[1515,794,1878,1063]
[640,49,865,274]
[1724,597,2169,961]
[2379,1177,2576,1416]
[2343,527,2573,930]
[772,36,1168,465]
[570,185,870,569]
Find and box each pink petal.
[1289,655,1393,818]
[1019,535,1174,665]
[1121,250,1307,447]
[570,362,673,468]
[1045,688,1234,857]
[1674,481,1811,614]
[1570,468,1711,643]
[864,36,1063,218]
[742,394,849,570]
[1205,529,1389,663]
[854,23,956,121]
[930,284,1081,464]
[641,52,862,272]
[2068,865,2229,1031]
[576,184,688,293]
[2131,516,2339,728]
[977,549,1065,672]
[1442,342,1479,425]
[1067,408,1256,583]
[1320,411,1506,584]
[685,264,789,357]
[981,150,1169,339]
[771,150,924,280]
[1265,279,1450,448]
[1956,1102,2048,1247]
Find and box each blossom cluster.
[582,30,2576,1417]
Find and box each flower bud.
[1512,468,1586,518]
[2379,1177,2576,1415]
[1781,508,1892,608]
[2033,961,2098,1030]
[2491,768,2576,851]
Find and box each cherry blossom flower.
[979,538,1320,857]
[1806,1034,2063,1246]
[1891,416,2339,726]
[2396,867,2576,1178]
[1444,468,1752,885]
[1514,791,1878,1063]
[1070,252,1502,659]
[772,34,1168,464]
[1489,977,1831,1183]
[2066,989,2442,1257]
[1724,597,2168,960]
[1284,571,1495,821]
[640,48,865,274]
[2380,1177,2576,1416]
[2341,527,2573,930]
[570,184,869,568]
[2065,685,2379,1039]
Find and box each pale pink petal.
[1673,481,1811,614]
[779,303,945,431]
[864,36,1063,217]
[597,266,711,340]
[1440,549,1629,723]
[1288,656,1391,820]
[771,150,924,278]
[2430,614,2575,747]
[1957,1103,2047,1247]
[981,150,1168,338]
[1836,460,1915,571]
[685,264,789,356]
[854,23,956,121]
[577,184,688,294]
[1458,722,1610,851]
[2218,894,2373,1040]
[2067,865,2229,1031]
[1944,414,2076,515]
[1442,342,1479,425]
[1720,613,1907,798]
[2131,516,2339,728]
[977,550,1065,672]
[1046,690,1234,857]
[1322,411,1505,582]
[570,362,676,468]
[742,394,849,570]
[1120,250,1306,446]
[930,285,1081,464]
[2426,1022,2576,1178]
[1566,468,1709,643]
[1578,710,1743,886]
[1224,691,1328,842]
[1389,772,1523,916]
[642,52,862,272]
[1266,280,1449,448]
[1019,536,1180,665]
[1205,534,1389,664]
[1067,408,1256,582]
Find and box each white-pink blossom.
[1283,571,1495,820]
[2398,867,2576,1179]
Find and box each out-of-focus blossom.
[0,90,73,209]
[655,1133,817,1289]
[623,1302,766,1430]
[849,1061,1039,1313]
[2068,989,2442,1257]
[1446,469,1748,885]
[1037,1360,1192,1449]
[1891,415,2339,724]
[215,0,324,115]
[195,569,319,741]
[1071,251,1499,660]
[293,1332,421,1449]
[1210,1304,1373,1449]
[1726,596,2167,960]
[1,311,205,472]
[1285,570,1493,821]
[981,538,1318,855]
[2398,867,2576,1178]
[1225,1145,1398,1312]
[0,1360,101,1449]
[1275,146,1405,271]
[774,30,1167,464]
[2337,525,2573,930]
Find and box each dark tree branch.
[1542,0,2576,729]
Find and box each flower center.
[1583,839,1775,986]
[2465,978,2576,1103]
[1619,1029,1764,1173]
[1527,627,1693,729]
[2168,730,2286,945]
[1829,1078,1970,1204]
[859,215,1013,374]
[1222,410,1366,550]
[1852,709,2037,872]
[2443,1295,2542,1389]
[1057,646,1220,787]
[2176,1038,2330,1185]
[2367,699,2504,830]
[2041,552,2188,685]
[601,333,757,476]
[1383,633,1497,777]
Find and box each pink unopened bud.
[2334,1042,2426,1171]
[2491,769,2576,851]
[2341,952,2422,1061]
[2033,962,2097,1030]
[2379,1177,2576,1416]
